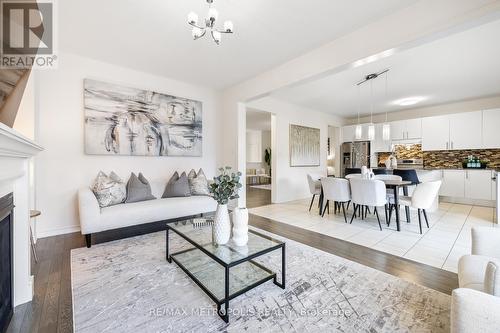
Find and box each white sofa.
[78,180,217,247]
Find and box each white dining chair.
[320,177,351,222]
[396,180,442,234]
[307,174,322,211]
[349,178,387,230]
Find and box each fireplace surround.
[0,193,13,332]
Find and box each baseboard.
[440,196,495,207]
[37,225,81,239]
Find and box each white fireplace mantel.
[0,122,43,307]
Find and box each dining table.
[318,176,412,232]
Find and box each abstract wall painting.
[289,124,320,167]
[84,79,202,157]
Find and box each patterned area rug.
[71,228,450,332]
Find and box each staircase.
[0,69,29,127]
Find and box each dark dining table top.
[379,179,412,187]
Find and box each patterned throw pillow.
[162,172,191,198]
[91,171,126,208]
[188,168,210,196]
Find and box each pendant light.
[382,71,391,141]
[367,80,375,141]
[355,85,362,140]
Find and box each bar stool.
[29,210,40,262]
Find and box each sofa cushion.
[162,172,191,198]
[188,168,210,195]
[125,173,156,203]
[91,171,126,208]
[98,196,217,232]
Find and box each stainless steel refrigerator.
[340,141,371,177]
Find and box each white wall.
[247,97,344,203]
[35,52,218,237]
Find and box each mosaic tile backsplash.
[377,144,500,170]
[422,149,500,170]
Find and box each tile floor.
[249,199,497,273]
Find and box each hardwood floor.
[7,233,85,333]
[8,204,457,332]
[246,187,271,208]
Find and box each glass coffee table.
[166,219,285,323]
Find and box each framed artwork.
[289,124,320,167]
[84,79,202,156]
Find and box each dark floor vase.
[0,193,13,333]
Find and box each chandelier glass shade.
[187,0,233,45]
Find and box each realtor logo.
[1,0,57,68]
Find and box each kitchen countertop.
[422,167,499,171]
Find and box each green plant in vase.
[209,167,242,244]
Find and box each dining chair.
[320,177,351,222]
[349,178,387,230]
[396,180,442,234]
[307,174,322,211]
[345,168,362,176]
[345,173,362,179]
[373,168,391,175]
[374,174,402,223]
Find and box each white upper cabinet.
[406,118,422,139]
[246,130,262,163]
[341,125,356,143]
[390,119,422,140]
[390,121,405,140]
[422,115,450,151]
[482,109,500,149]
[449,111,482,150]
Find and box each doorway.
[246,109,272,208]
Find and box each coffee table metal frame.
[166,224,285,323]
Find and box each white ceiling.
[271,19,500,118]
[247,109,271,131]
[59,0,417,89]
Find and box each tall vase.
[213,204,231,245]
[232,207,249,246]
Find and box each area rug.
[71,228,450,332]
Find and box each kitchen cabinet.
[246,130,262,163]
[390,119,422,140]
[493,172,497,201]
[406,118,422,139]
[464,170,492,201]
[390,121,406,140]
[422,115,450,151]
[440,170,465,198]
[482,109,500,149]
[341,125,356,143]
[372,123,391,153]
[449,111,482,150]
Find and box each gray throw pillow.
[91,171,126,208]
[125,172,156,203]
[162,171,191,198]
[188,168,210,196]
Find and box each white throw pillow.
[188,168,210,196]
[91,171,126,208]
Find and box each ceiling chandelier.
[187,0,234,45]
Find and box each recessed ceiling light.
[392,96,427,106]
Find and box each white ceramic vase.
[213,204,231,245]
[232,207,249,246]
